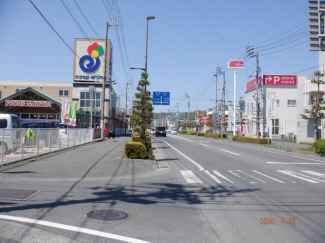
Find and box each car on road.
[171,130,177,135]
[155,127,166,137]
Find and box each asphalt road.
[0,134,324,243]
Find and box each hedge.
[314,139,325,154]
[205,133,214,138]
[197,133,204,136]
[178,130,187,134]
[237,136,271,144]
[232,135,239,141]
[124,141,148,159]
[213,133,228,139]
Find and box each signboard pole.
[233,69,237,136]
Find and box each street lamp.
[89,86,96,129]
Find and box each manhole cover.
[86,210,128,221]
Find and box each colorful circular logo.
[79,42,104,73]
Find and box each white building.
[245,75,298,139]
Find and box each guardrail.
[0,128,96,166]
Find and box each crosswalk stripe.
[180,170,203,184]
[252,170,285,183]
[301,170,325,178]
[229,170,266,183]
[204,170,222,183]
[213,170,234,183]
[278,170,322,183]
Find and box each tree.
[129,72,154,143]
[237,97,246,135]
[301,71,325,142]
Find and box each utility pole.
[125,83,129,134]
[213,70,218,133]
[185,93,190,126]
[247,46,262,138]
[217,67,226,138]
[101,21,118,139]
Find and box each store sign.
[245,77,262,92]
[5,100,52,107]
[197,110,203,119]
[73,38,112,82]
[267,93,276,119]
[228,60,244,69]
[263,75,297,86]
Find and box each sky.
[0,0,320,114]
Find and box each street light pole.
[145,16,155,74]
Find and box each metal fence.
[0,128,96,166]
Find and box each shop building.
[245,74,298,139]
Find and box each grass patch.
[299,142,313,145]
[298,147,314,152]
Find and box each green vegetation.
[313,139,325,154]
[232,135,239,141]
[237,136,271,144]
[124,141,148,159]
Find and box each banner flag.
[69,102,77,126]
[61,99,70,124]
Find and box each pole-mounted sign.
[228,60,244,69]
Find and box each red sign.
[263,75,297,86]
[197,110,203,119]
[5,100,52,107]
[228,61,244,69]
[245,77,262,92]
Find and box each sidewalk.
[0,135,157,180]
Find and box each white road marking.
[204,170,222,183]
[229,170,266,183]
[169,136,194,142]
[277,170,322,183]
[157,139,204,171]
[301,170,325,178]
[199,140,210,143]
[180,170,203,183]
[213,170,234,183]
[200,143,210,147]
[0,214,151,243]
[221,149,240,156]
[213,140,325,163]
[262,170,296,183]
[267,162,323,165]
[252,170,285,183]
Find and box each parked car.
[22,122,58,148]
[155,127,166,137]
[171,130,177,135]
[0,114,22,154]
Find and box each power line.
[29,0,78,58]
[73,0,102,39]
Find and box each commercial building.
[245,74,298,139]
[0,38,127,131]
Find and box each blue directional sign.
[153,91,170,105]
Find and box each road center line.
[0,214,150,243]
[221,149,239,155]
[200,143,210,147]
[267,162,323,165]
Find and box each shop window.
[59,89,69,96]
[39,114,47,119]
[48,114,56,119]
[79,91,101,109]
[21,114,29,119]
[15,88,24,93]
[31,114,39,119]
[271,119,279,135]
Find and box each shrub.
[205,131,211,133]
[124,141,148,159]
[205,133,214,138]
[232,135,239,141]
[237,136,271,144]
[314,139,325,154]
[178,130,187,134]
[197,133,204,136]
[132,135,151,143]
[214,133,221,138]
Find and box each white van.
[0,114,22,154]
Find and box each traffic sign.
[153,92,170,105]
